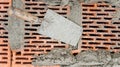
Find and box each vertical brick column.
[80,2,120,52]
[0,0,11,67]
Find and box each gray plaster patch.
[4,0,25,50]
[38,9,83,46]
[32,48,76,66]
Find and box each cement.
[32,48,76,66]
[38,9,83,47]
[4,0,25,50]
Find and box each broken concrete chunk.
[38,9,83,46]
[8,7,40,23]
[32,48,76,66]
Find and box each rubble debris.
[112,10,120,23]
[38,9,83,47]
[4,0,25,50]
[32,48,76,66]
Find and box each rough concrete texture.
[4,0,25,50]
[32,48,76,66]
[38,9,83,46]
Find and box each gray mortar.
[32,48,76,66]
[4,0,25,50]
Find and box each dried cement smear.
[8,7,40,23]
[4,0,25,50]
[38,9,83,47]
[32,48,76,66]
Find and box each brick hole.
[37,16,44,18]
[82,21,94,24]
[82,38,93,40]
[25,3,38,6]
[89,26,99,28]
[104,42,116,45]
[54,46,65,48]
[82,42,87,44]
[111,39,120,41]
[104,9,116,12]
[81,46,93,49]
[0,19,8,21]
[89,17,101,20]
[113,22,120,24]
[89,34,101,37]
[3,15,8,17]
[96,38,108,41]
[0,61,7,64]
[32,41,44,43]
[97,4,109,7]
[95,46,108,49]
[83,29,94,32]
[58,12,67,15]
[0,44,8,47]
[62,8,67,10]
[2,57,8,59]
[0,2,9,4]
[16,57,28,60]
[89,42,100,45]
[103,34,116,37]
[23,53,34,56]
[4,6,9,9]
[23,62,31,64]
[0,36,8,38]
[104,17,112,20]
[24,45,36,48]
[25,33,30,35]
[28,11,37,14]
[32,24,40,27]
[25,41,30,43]
[0,53,8,55]
[32,33,40,35]
[25,28,37,31]
[16,52,21,55]
[3,40,8,43]
[97,21,109,24]
[104,26,116,28]
[2,48,8,51]
[83,17,87,19]
[33,7,44,10]
[83,25,87,28]
[24,49,29,52]
[0,11,7,13]
[39,45,51,48]
[24,37,36,39]
[39,37,51,39]
[39,3,46,6]
[25,24,30,26]
[16,62,21,64]
[97,30,108,33]
[46,41,59,44]
[97,13,109,16]
[82,4,94,7]
[82,34,87,36]
[31,49,44,52]
[111,30,120,33]
[25,7,30,10]
[40,12,46,14]
[82,13,94,16]
[73,53,78,56]
[90,9,101,11]
[114,47,120,49]
[0,27,4,30]
[46,49,51,52]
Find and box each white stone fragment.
[38,9,83,46]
